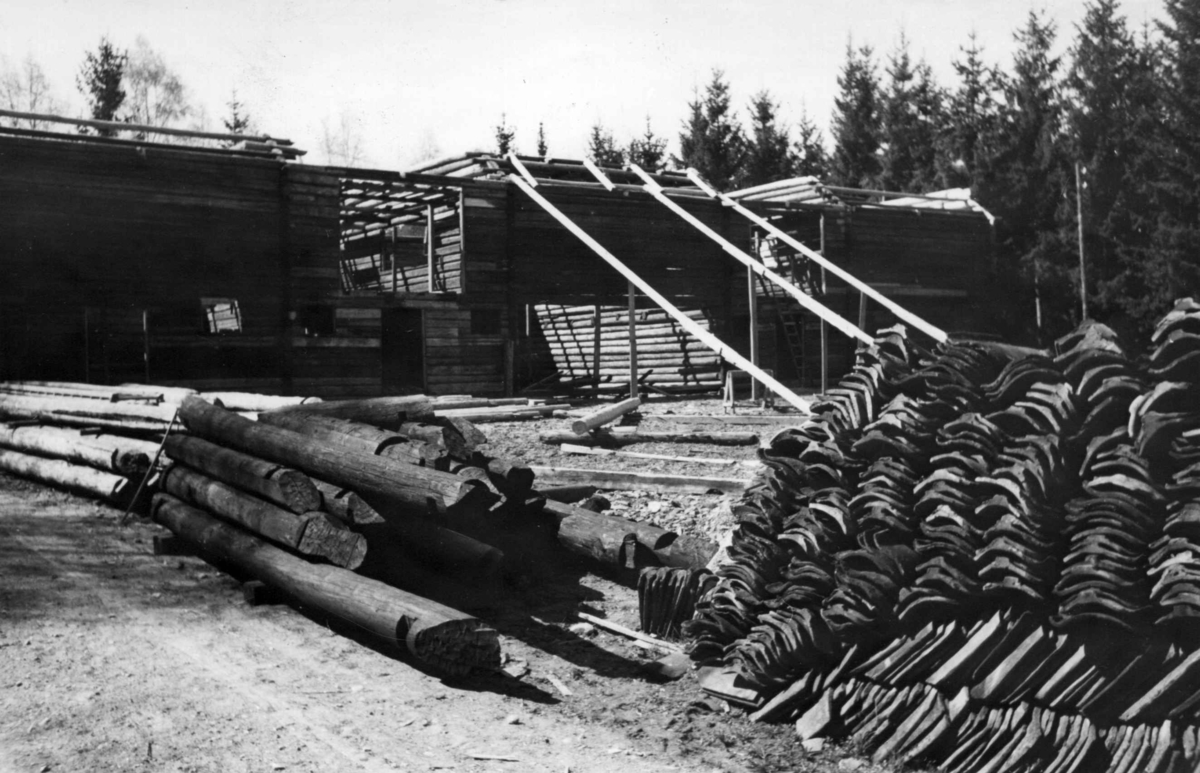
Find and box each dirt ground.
[0,398,896,773]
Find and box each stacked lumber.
[677,299,1200,772]
[534,303,723,390]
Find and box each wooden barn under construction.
[0,116,998,399]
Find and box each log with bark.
[559,443,760,468]
[179,396,494,518]
[163,435,322,514]
[257,410,443,466]
[161,465,366,569]
[151,493,500,676]
[397,421,481,460]
[539,428,760,447]
[0,447,131,504]
[544,500,717,571]
[0,422,155,475]
[434,404,571,423]
[570,397,641,435]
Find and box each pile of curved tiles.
[685,299,1200,772]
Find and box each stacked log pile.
[682,299,1200,772]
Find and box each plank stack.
[681,298,1200,772]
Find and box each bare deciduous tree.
[124,36,190,129]
[320,110,366,167]
[1,54,63,128]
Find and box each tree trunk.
[0,393,177,426]
[543,500,715,570]
[162,465,366,570]
[0,447,130,504]
[151,493,500,676]
[163,435,322,514]
[0,422,153,475]
[179,396,494,518]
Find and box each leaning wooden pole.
[685,168,949,344]
[628,164,872,345]
[508,175,812,413]
[178,396,492,518]
[151,493,501,676]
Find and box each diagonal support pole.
[627,164,873,345]
[508,175,811,413]
[685,168,949,343]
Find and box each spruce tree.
[937,33,1003,190]
[1066,0,1161,329]
[675,70,748,190]
[494,113,516,155]
[587,123,625,167]
[876,35,943,192]
[76,36,127,135]
[536,122,548,157]
[793,107,829,179]
[628,117,667,170]
[829,43,881,188]
[742,90,794,187]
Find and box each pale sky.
[0,0,1164,169]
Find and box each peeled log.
[270,395,435,429]
[163,435,321,514]
[257,410,440,466]
[162,465,366,569]
[0,393,177,427]
[201,392,322,412]
[179,396,493,518]
[0,422,152,475]
[539,428,759,447]
[530,466,749,495]
[311,478,382,528]
[151,493,500,676]
[0,447,130,504]
[435,404,569,423]
[571,397,641,435]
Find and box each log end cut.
[402,615,502,677]
[298,513,369,570]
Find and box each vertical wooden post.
[628,282,638,399]
[426,204,435,293]
[1075,161,1087,321]
[390,227,397,294]
[592,301,601,384]
[819,213,828,394]
[458,188,468,295]
[142,309,150,383]
[747,250,760,402]
[858,292,868,332]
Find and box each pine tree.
[793,107,829,179]
[76,36,127,135]
[628,117,668,170]
[675,70,748,190]
[937,33,1003,189]
[536,122,548,157]
[829,43,882,188]
[494,113,516,155]
[587,123,625,167]
[742,91,794,187]
[877,34,944,191]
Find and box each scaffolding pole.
[685,168,949,344]
[508,175,811,412]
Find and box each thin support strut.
[508,175,810,412]
[685,168,949,344]
[627,165,873,345]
